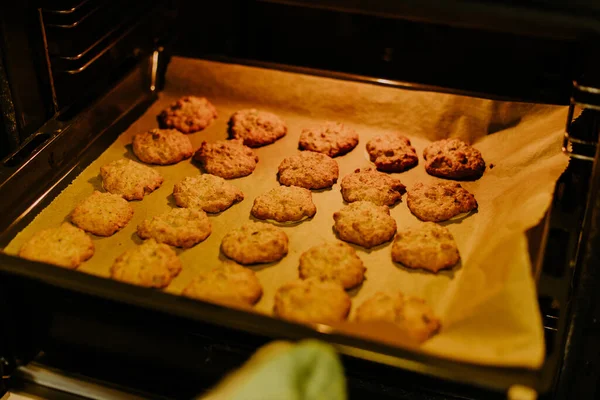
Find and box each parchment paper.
[4,57,569,369]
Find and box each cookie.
[340,168,406,206]
[392,222,460,272]
[221,222,288,265]
[137,208,211,248]
[173,174,244,213]
[355,292,441,342]
[274,279,351,324]
[366,133,418,172]
[299,242,365,289]
[132,128,193,165]
[406,182,477,222]
[298,121,359,157]
[277,151,339,190]
[71,191,134,236]
[157,96,217,133]
[110,239,182,288]
[18,223,94,269]
[333,201,397,248]
[423,138,485,180]
[251,186,316,223]
[228,109,287,147]
[100,159,163,201]
[182,263,263,307]
[193,139,258,179]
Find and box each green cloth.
[201,340,347,400]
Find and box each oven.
[1,1,600,399]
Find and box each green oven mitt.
[201,340,347,400]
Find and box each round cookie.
[173,174,244,213]
[71,191,134,236]
[221,222,288,265]
[392,222,460,273]
[423,138,485,180]
[407,182,477,222]
[366,133,418,172]
[110,239,182,288]
[299,242,365,289]
[298,121,359,157]
[340,168,406,206]
[355,292,441,342]
[228,109,287,147]
[251,186,316,223]
[182,263,263,307]
[157,96,217,133]
[274,279,351,324]
[18,223,94,269]
[132,128,193,165]
[100,159,163,201]
[194,139,258,179]
[277,151,339,190]
[333,201,397,249]
[137,208,212,248]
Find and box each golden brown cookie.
[221,222,289,265]
[71,191,134,236]
[194,139,258,179]
[173,174,244,213]
[298,121,359,157]
[340,168,406,206]
[277,151,339,190]
[274,279,351,324]
[182,263,263,307]
[251,186,317,223]
[157,96,217,133]
[406,182,477,222]
[423,138,485,180]
[299,242,365,289]
[228,109,287,147]
[110,239,182,288]
[333,201,397,248]
[137,208,211,248]
[132,129,193,165]
[100,159,163,201]
[366,133,418,172]
[392,222,460,273]
[355,292,441,342]
[18,223,94,269]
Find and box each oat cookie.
[228,109,287,147]
[194,139,258,179]
[274,279,351,323]
[366,133,418,172]
[277,151,339,190]
[110,239,182,288]
[18,223,94,269]
[71,191,134,236]
[100,159,163,201]
[333,201,397,248]
[407,182,477,222]
[298,121,359,157]
[423,138,485,180]
[137,208,211,248]
[355,292,441,342]
[173,174,244,213]
[221,222,288,265]
[340,168,406,206]
[183,263,263,306]
[251,186,316,223]
[132,129,193,165]
[299,242,365,289]
[392,222,460,272]
[158,96,217,133]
